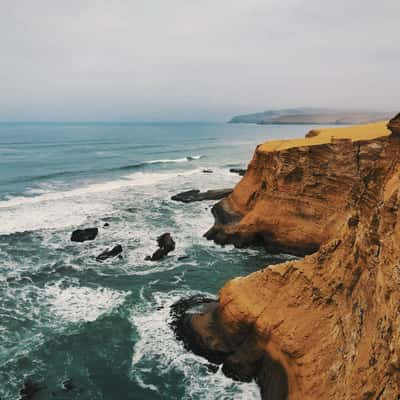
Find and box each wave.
[142,155,204,164]
[0,169,201,234]
[1,155,205,186]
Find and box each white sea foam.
[0,169,200,235]
[130,290,261,400]
[146,155,204,164]
[45,284,127,323]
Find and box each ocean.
[0,122,308,400]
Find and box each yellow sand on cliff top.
[258,121,390,153]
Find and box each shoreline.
[175,115,400,399]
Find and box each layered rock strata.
[185,116,400,399]
[205,121,391,255]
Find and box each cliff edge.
[180,115,400,399]
[205,120,391,255]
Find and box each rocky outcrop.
[70,227,98,242]
[96,244,123,261]
[205,122,391,255]
[229,168,247,176]
[388,113,400,135]
[171,189,232,203]
[146,233,175,261]
[183,118,400,399]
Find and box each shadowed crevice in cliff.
[170,295,289,400]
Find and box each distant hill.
[229,108,393,125]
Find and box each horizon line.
[0,120,223,125]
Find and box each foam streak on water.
[0,169,201,235]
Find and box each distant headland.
[228,107,393,125]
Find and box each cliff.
[205,120,391,255]
[180,114,400,399]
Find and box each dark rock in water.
[229,168,246,176]
[169,295,230,365]
[96,245,123,261]
[70,228,98,242]
[177,255,190,261]
[202,169,213,173]
[103,222,110,227]
[171,189,233,203]
[19,378,42,400]
[146,233,175,261]
[206,363,219,373]
[62,378,75,391]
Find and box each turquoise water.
[0,122,308,399]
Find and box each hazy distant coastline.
[229,108,393,125]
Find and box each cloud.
[0,0,399,121]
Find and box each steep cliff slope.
[183,115,400,399]
[205,121,390,255]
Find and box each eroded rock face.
[189,120,400,399]
[171,295,289,399]
[388,113,400,135]
[205,136,393,256]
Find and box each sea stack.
[181,117,400,399]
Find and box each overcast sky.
[1,0,399,121]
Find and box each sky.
[1,0,399,121]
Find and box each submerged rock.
[146,233,175,261]
[61,378,75,391]
[229,168,246,176]
[19,378,42,400]
[171,189,232,203]
[96,244,123,261]
[70,228,98,242]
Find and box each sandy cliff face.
[205,121,391,256]
[185,116,400,399]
